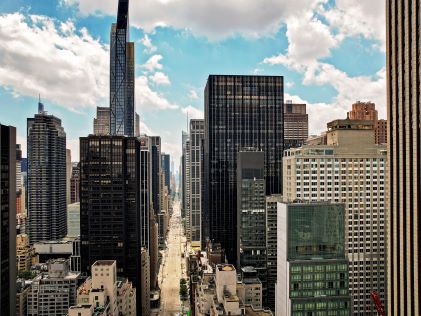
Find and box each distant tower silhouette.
[38,95,44,114]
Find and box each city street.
[159,199,188,316]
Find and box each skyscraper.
[161,153,171,194]
[70,162,80,204]
[181,131,189,219]
[66,149,72,205]
[387,0,421,314]
[93,107,111,135]
[140,135,152,249]
[283,101,309,149]
[189,119,204,250]
[283,119,387,314]
[79,135,142,311]
[204,75,284,264]
[110,0,135,136]
[276,202,351,316]
[236,150,268,307]
[0,124,16,316]
[150,136,161,215]
[27,108,67,244]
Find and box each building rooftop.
[93,260,115,266]
[217,264,235,272]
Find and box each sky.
[0,0,386,167]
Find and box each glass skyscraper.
[110,0,135,136]
[276,202,351,316]
[204,75,284,264]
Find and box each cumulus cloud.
[63,0,325,39]
[188,89,199,100]
[136,75,178,111]
[0,13,109,110]
[141,54,163,72]
[181,105,204,120]
[139,34,157,53]
[149,72,171,85]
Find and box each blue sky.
[0,0,386,166]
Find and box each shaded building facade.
[283,101,309,149]
[236,150,268,307]
[386,0,421,314]
[27,110,67,244]
[150,136,161,215]
[93,107,111,135]
[79,135,142,311]
[0,124,16,316]
[204,75,284,264]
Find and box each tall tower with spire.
[110,0,135,136]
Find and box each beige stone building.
[16,234,37,272]
[69,260,136,316]
[283,119,387,315]
[140,248,151,316]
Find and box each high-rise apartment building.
[185,138,191,242]
[181,130,189,220]
[204,75,284,264]
[387,1,421,314]
[236,151,268,307]
[265,194,282,312]
[283,119,387,315]
[189,119,204,250]
[276,202,351,316]
[67,202,80,237]
[27,108,67,244]
[27,259,80,316]
[110,0,135,136]
[348,101,387,144]
[16,144,22,215]
[0,124,16,316]
[150,136,161,215]
[70,162,80,204]
[284,101,309,149]
[80,135,142,311]
[93,107,111,135]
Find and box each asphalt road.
[158,199,188,316]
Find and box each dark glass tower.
[161,153,170,194]
[204,75,284,264]
[110,0,135,136]
[140,135,152,249]
[80,135,141,310]
[150,136,161,215]
[0,124,16,316]
[27,110,67,244]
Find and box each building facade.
[236,151,268,307]
[110,0,135,137]
[93,107,111,135]
[161,153,171,194]
[189,119,204,249]
[79,135,142,310]
[150,136,162,215]
[283,102,309,150]
[265,195,282,312]
[70,162,80,204]
[140,135,152,249]
[283,119,387,315]
[386,0,421,314]
[347,101,387,145]
[67,202,80,237]
[204,75,284,264]
[0,124,16,315]
[27,110,67,244]
[276,202,351,316]
[27,259,80,316]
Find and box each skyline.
[0,0,386,165]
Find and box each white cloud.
[136,75,178,111]
[139,34,157,53]
[321,0,386,49]
[0,13,109,110]
[149,72,171,85]
[141,54,163,72]
[188,89,199,100]
[64,0,324,39]
[181,105,204,120]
